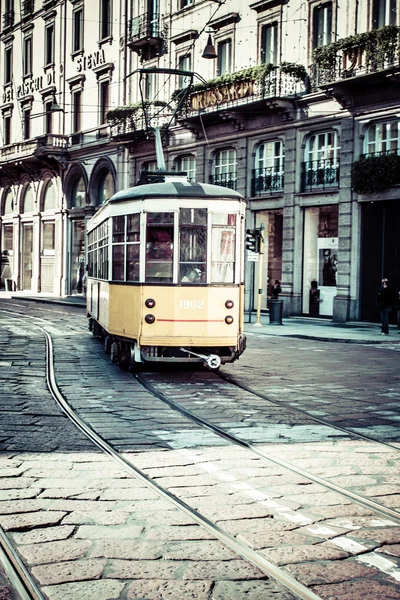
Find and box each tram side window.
[98,220,109,280]
[145,212,174,283]
[211,213,236,283]
[126,214,140,281]
[112,216,125,281]
[179,208,207,283]
[87,230,95,277]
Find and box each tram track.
[2,306,400,598]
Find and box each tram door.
[21,224,33,290]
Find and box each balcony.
[2,9,15,29]
[251,167,284,196]
[209,173,237,190]
[127,13,166,59]
[0,135,68,166]
[310,25,400,91]
[107,102,169,140]
[352,149,400,195]
[175,63,307,121]
[301,159,340,192]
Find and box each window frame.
[260,21,278,65]
[45,22,55,66]
[23,36,33,77]
[73,7,84,54]
[312,1,333,49]
[4,46,12,85]
[364,120,400,155]
[217,38,232,76]
[100,0,112,40]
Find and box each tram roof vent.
[136,170,188,186]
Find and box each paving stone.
[12,525,75,545]
[126,579,213,599]
[19,539,92,565]
[62,510,130,526]
[0,511,66,531]
[32,559,106,586]
[287,558,379,585]
[0,499,49,514]
[312,579,400,599]
[75,524,144,540]
[349,527,400,544]
[107,559,182,579]
[145,526,215,541]
[163,540,237,561]
[42,579,126,600]
[211,580,296,599]
[183,559,265,580]
[260,543,349,565]
[100,488,162,501]
[378,545,400,557]
[91,540,165,559]
[238,529,317,550]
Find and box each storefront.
[302,205,338,317]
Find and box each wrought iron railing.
[22,0,34,17]
[2,10,15,29]
[209,173,237,190]
[108,103,170,138]
[301,159,340,191]
[128,12,163,42]
[251,167,284,196]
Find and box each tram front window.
[145,212,174,282]
[211,213,236,283]
[179,208,206,284]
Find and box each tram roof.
[110,180,244,203]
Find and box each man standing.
[377,278,395,335]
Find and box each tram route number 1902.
[179,300,205,309]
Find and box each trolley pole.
[254,224,264,327]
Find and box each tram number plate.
[179,300,205,309]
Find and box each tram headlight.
[225,315,234,324]
[145,298,156,308]
[145,314,156,324]
[225,300,234,309]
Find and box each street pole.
[254,223,264,327]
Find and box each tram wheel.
[110,342,119,364]
[104,336,112,355]
[88,318,94,332]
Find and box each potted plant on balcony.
[352,152,400,194]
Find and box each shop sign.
[190,80,255,111]
[76,48,106,73]
[16,70,56,100]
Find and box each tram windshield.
[145,212,174,282]
[211,213,236,283]
[179,208,206,284]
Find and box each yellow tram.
[86,172,247,370]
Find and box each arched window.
[43,180,57,211]
[22,186,34,213]
[97,170,115,205]
[303,131,340,190]
[71,177,86,208]
[212,149,237,190]
[364,120,400,156]
[2,189,13,215]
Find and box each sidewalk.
[1,291,399,344]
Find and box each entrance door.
[361,201,400,322]
[21,224,33,290]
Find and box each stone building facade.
[1,0,399,324]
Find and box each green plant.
[107,100,168,130]
[281,62,307,81]
[351,153,400,194]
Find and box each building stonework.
[1,0,399,324]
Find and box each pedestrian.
[376,278,395,335]
[1,250,13,292]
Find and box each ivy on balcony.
[351,152,400,194]
[312,25,400,70]
[107,100,168,136]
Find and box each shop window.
[373,0,396,28]
[364,120,400,156]
[174,155,196,181]
[302,131,340,190]
[42,222,55,254]
[211,213,236,283]
[252,140,284,196]
[211,149,237,189]
[217,39,232,75]
[303,205,338,317]
[43,180,57,211]
[179,208,206,283]
[22,186,34,213]
[253,210,282,310]
[145,212,174,283]
[2,224,13,250]
[71,177,86,208]
[260,22,278,65]
[313,2,332,49]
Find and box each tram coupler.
[180,348,221,370]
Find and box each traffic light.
[245,228,261,252]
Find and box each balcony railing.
[310,25,400,89]
[0,135,68,163]
[22,0,34,17]
[107,103,169,138]
[180,66,306,118]
[251,167,284,196]
[301,159,340,191]
[2,10,15,29]
[209,173,237,190]
[128,12,163,43]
